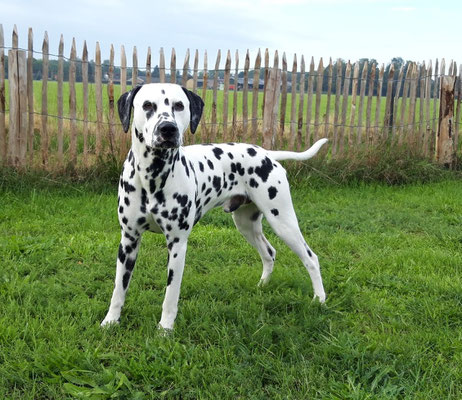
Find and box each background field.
[1,174,461,399]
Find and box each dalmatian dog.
[101,83,327,331]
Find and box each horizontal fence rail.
[0,25,460,170]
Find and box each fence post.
[7,49,28,168]
[436,75,456,167]
[262,66,281,149]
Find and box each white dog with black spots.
[101,83,327,331]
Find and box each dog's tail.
[268,138,328,162]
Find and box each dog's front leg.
[101,231,141,326]
[158,238,188,331]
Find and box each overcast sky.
[1,0,460,70]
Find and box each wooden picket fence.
[1,25,461,171]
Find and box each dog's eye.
[143,101,157,112]
[174,102,184,112]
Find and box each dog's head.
[118,83,204,149]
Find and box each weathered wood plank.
[8,50,19,166]
[305,57,315,145]
[399,62,412,143]
[57,34,64,164]
[182,48,190,87]
[383,63,395,138]
[0,24,5,163]
[289,54,297,150]
[333,59,343,154]
[356,62,367,145]
[12,24,18,49]
[231,49,239,141]
[200,50,208,141]
[132,46,138,87]
[27,28,34,164]
[314,58,324,143]
[423,60,432,156]
[146,47,151,84]
[243,50,250,143]
[297,55,305,151]
[392,64,404,138]
[211,50,221,142]
[82,41,89,167]
[251,49,261,143]
[455,63,462,154]
[262,48,269,121]
[349,62,359,147]
[339,60,351,154]
[107,43,115,158]
[407,63,418,145]
[120,45,127,94]
[374,64,384,139]
[436,75,456,167]
[69,38,77,165]
[431,59,439,145]
[262,52,280,149]
[418,62,426,151]
[17,50,27,167]
[192,49,199,92]
[222,50,231,142]
[278,52,288,148]
[41,31,49,166]
[170,48,176,84]
[324,58,333,141]
[95,42,103,156]
[159,47,166,83]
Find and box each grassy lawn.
[1,176,462,398]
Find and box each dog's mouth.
[152,139,180,149]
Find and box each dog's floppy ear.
[181,87,204,134]
[118,85,143,133]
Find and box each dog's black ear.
[118,85,143,133]
[181,87,204,134]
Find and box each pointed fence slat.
[278,52,288,148]
[374,64,384,139]
[41,31,49,166]
[289,54,297,150]
[120,45,127,94]
[0,24,5,163]
[182,48,190,87]
[339,60,351,154]
[222,50,231,142]
[69,38,77,165]
[27,28,34,163]
[211,50,221,142]
[82,41,89,166]
[262,51,280,149]
[170,48,176,84]
[297,55,305,151]
[95,42,103,156]
[392,65,404,138]
[324,58,333,140]
[200,51,208,141]
[243,50,250,143]
[419,62,426,150]
[408,63,418,145]
[146,47,151,84]
[132,46,138,87]
[232,50,239,141]
[383,63,395,139]
[455,64,462,153]
[192,49,199,92]
[356,62,367,145]
[251,50,261,143]
[349,62,359,146]
[399,63,412,143]
[57,34,64,164]
[305,57,315,145]
[159,48,166,83]
[333,59,343,155]
[424,60,432,156]
[107,44,115,157]
[314,58,324,144]
[365,63,376,145]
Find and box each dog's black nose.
[158,122,179,140]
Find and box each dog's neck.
[130,128,182,185]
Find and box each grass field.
[1,173,462,398]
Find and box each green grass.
[1,174,462,398]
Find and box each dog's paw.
[312,293,326,304]
[101,318,120,328]
[257,276,271,287]
[157,323,173,337]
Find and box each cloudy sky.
[1,0,460,69]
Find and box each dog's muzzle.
[153,122,180,148]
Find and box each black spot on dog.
[205,188,212,196]
[199,162,205,172]
[251,211,260,221]
[124,197,130,206]
[249,178,259,188]
[118,243,126,263]
[161,89,165,94]
[271,208,279,216]
[164,98,169,106]
[126,258,136,272]
[212,176,221,192]
[255,157,274,182]
[212,147,224,160]
[167,269,174,286]
[268,186,278,200]
[228,173,235,181]
[119,206,124,214]
[248,167,254,174]
[267,246,273,257]
[247,148,257,157]
[155,190,166,204]
[137,216,146,225]
[176,194,188,207]
[122,271,131,289]
[123,181,137,193]
[161,210,169,218]
[207,159,214,170]
[201,183,206,192]
[227,152,234,160]
[122,216,128,225]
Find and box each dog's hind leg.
[101,231,141,326]
[232,203,276,286]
